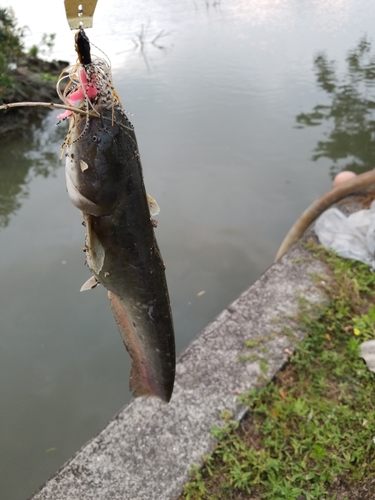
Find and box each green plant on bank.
[0,7,25,93]
[0,7,56,99]
[28,33,56,59]
[39,72,57,83]
[182,242,375,500]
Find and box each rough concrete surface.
[31,239,328,500]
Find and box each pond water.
[2,0,375,498]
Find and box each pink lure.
[57,68,97,119]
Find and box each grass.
[39,72,57,83]
[181,241,375,499]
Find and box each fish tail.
[108,291,171,401]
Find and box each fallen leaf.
[279,389,287,399]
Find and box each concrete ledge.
[31,238,328,500]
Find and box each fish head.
[65,110,129,216]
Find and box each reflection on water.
[129,21,173,71]
[0,114,65,228]
[296,37,375,177]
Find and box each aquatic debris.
[275,170,375,261]
[360,339,375,373]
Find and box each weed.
[39,72,57,83]
[238,353,260,363]
[0,7,24,97]
[28,33,56,59]
[181,243,375,499]
[259,358,268,374]
[0,9,55,100]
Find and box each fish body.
[64,82,175,402]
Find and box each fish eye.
[92,134,101,143]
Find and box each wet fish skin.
[66,103,176,402]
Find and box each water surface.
[1,0,375,498]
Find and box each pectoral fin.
[80,275,99,291]
[147,194,160,217]
[84,214,105,274]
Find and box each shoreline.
[0,57,69,139]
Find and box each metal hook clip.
[64,0,98,30]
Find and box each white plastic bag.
[314,200,375,269]
[359,339,375,373]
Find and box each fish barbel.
[59,29,175,402]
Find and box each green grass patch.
[181,243,375,499]
[39,72,57,83]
